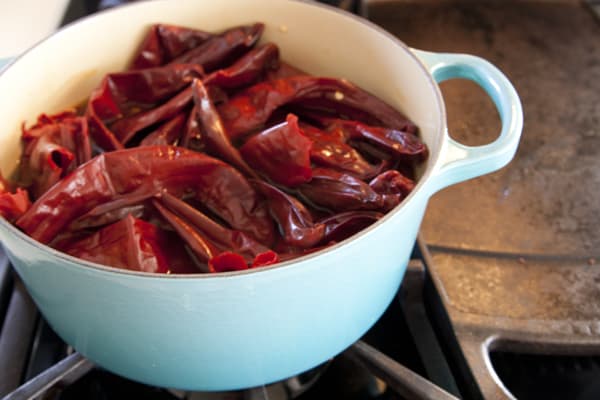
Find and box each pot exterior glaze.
[0,0,522,390]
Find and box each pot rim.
[0,0,446,279]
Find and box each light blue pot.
[0,0,523,391]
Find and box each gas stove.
[1,1,600,399]
[2,239,600,400]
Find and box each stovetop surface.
[390,0,600,256]
[370,0,600,356]
[372,3,600,397]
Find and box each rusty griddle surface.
[369,0,600,255]
[427,251,600,322]
[367,0,600,347]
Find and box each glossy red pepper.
[20,112,91,198]
[0,179,31,222]
[326,119,428,162]
[190,79,256,177]
[218,76,417,139]
[87,65,202,120]
[156,191,270,262]
[253,180,325,248]
[369,169,416,212]
[110,65,204,108]
[170,23,264,72]
[369,170,415,197]
[130,24,213,69]
[300,122,381,180]
[252,250,280,267]
[240,114,313,186]
[203,43,279,90]
[17,146,274,245]
[140,112,188,146]
[62,214,197,274]
[298,168,384,212]
[110,87,194,145]
[69,204,146,231]
[154,202,279,270]
[319,211,383,244]
[87,64,203,146]
[208,252,248,273]
[152,200,217,272]
[179,105,203,151]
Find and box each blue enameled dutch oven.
[0,0,522,391]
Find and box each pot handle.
[412,49,523,194]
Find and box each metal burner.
[166,363,329,400]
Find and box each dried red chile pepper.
[62,215,197,274]
[155,191,271,264]
[300,122,381,180]
[16,146,274,246]
[190,79,256,177]
[19,112,91,198]
[0,174,30,223]
[218,76,417,139]
[240,114,312,186]
[170,24,265,72]
[203,43,279,90]
[1,21,428,274]
[129,24,213,69]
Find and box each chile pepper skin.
[105,65,205,109]
[298,168,384,213]
[369,170,415,197]
[20,112,91,199]
[111,87,194,146]
[318,211,383,244]
[208,250,283,272]
[209,252,249,273]
[156,191,270,262]
[203,43,280,90]
[171,23,265,72]
[0,185,30,223]
[140,112,188,147]
[252,250,279,267]
[16,146,274,245]
[219,76,416,139]
[191,79,257,178]
[240,114,312,187]
[152,200,216,271]
[369,169,416,212]
[327,119,428,162]
[62,214,197,274]
[253,180,325,248]
[87,65,203,147]
[130,24,213,69]
[300,123,380,180]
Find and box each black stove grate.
[0,254,37,397]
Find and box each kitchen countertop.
[368,0,600,257]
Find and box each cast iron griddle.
[367,2,600,398]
